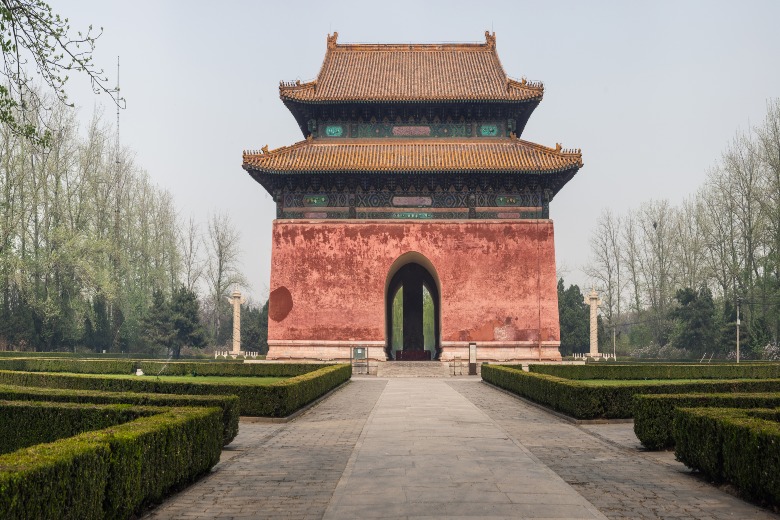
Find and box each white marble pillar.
[228,290,246,355]
[584,288,601,358]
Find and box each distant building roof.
[279,32,544,104]
[243,138,582,174]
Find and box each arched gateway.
[243,32,583,363]
[385,254,441,360]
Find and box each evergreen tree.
[170,286,206,358]
[669,287,717,356]
[141,289,173,353]
[92,296,112,353]
[557,279,589,356]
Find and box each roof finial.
[485,30,496,49]
[261,144,269,154]
[555,143,562,152]
[327,32,339,49]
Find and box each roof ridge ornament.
[327,32,338,49]
[485,30,496,49]
[261,145,269,154]
[555,143,562,152]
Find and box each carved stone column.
[228,290,246,355]
[584,288,601,358]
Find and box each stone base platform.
[267,340,562,363]
[375,361,453,378]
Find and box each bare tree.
[585,209,623,327]
[179,216,203,293]
[204,212,245,342]
[621,211,644,315]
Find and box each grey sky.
[61,0,780,301]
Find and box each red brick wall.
[268,219,561,361]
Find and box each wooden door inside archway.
[386,263,440,360]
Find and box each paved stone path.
[323,379,605,519]
[143,378,780,519]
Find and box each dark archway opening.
[385,263,440,360]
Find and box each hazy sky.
[60,0,780,301]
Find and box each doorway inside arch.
[386,263,440,360]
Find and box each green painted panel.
[479,124,499,137]
[303,195,328,207]
[495,195,522,206]
[325,125,343,137]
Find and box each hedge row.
[0,363,351,416]
[0,358,136,374]
[0,357,327,377]
[674,407,780,507]
[529,363,780,380]
[481,365,780,419]
[0,401,156,455]
[137,361,324,377]
[633,393,780,450]
[0,404,222,519]
[0,384,239,445]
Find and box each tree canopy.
[0,0,121,145]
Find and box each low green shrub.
[138,361,323,377]
[633,393,780,450]
[0,404,221,520]
[482,365,780,419]
[0,385,239,445]
[0,436,109,519]
[0,358,135,374]
[529,363,780,380]
[0,363,351,416]
[673,407,780,506]
[0,401,156,455]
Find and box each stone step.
[375,361,458,378]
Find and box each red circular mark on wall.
[269,286,293,322]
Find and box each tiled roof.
[279,32,544,103]
[243,138,582,174]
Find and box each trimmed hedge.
[0,384,239,445]
[0,363,351,416]
[481,364,780,419]
[137,361,323,377]
[0,401,156,455]
[674,407,780,506]
[0,358,135,374]
[633,393,780,450]
[0,435,109,519]
[0,404,222,520]
[0,358,331,378]
[529,363,780,380]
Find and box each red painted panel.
[268,220,560,355]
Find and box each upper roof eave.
[242,137,583,175]
[277,31,545,104]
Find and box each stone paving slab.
[143,380,387,520]
[450,380,779,520]
[143,377,780,519]
[324,378,606,519]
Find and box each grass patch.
[575,379,754,386]
[530,363,780,380]
[84,373,289,385]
